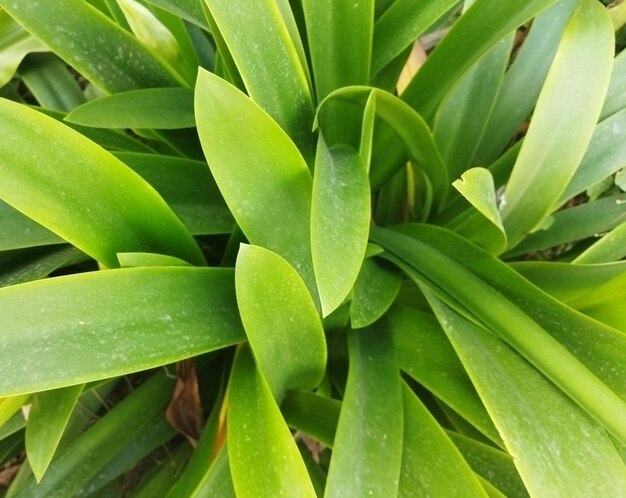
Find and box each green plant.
[1,0,626,496]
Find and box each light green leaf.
[117,252,191,267]
[235,245,326,397]
[501,0,614,249]
[390,306,501,445]
[452,167,506,253]
[204,0,314,158]
[228,347,317,498]
[475,0,578,164]
[0,395,29,429]
[143,0,208,30]
[399,383,488,498]
[118,0,180,62]
[26,385,84,482]
[575,220,626,264]
[0,0,181,92]
[311,138,370,316]
[372,225,626,444]
[325,323,403,498]
[0,99,204,267]
[0,267,244,396]
[602,49,626,119]
[429,296,626,497]
[281,390,341,448]
[65,88,194,129]
[14,372,174,498]
[371,0,458,77]
[195,69,316,295]
[0,9,48,88]
[350,257,402,329]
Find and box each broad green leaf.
[320,86,448,207]
[311,138,370,316]
[434,34,513,180]
[195,69,316,295]
[390,306,501,445]
[506,194,626,258]
[371,0,458,77]
[325,323,403,498]
[26,385,84,482]
[143,0,208,30]
[228,347,316,498]
[511,260,626,303]
[65,88,194,129]
[118,0,180,62]
[501,0,614,249]
[0,246,81,288]
[569,270,626,333]
[448,432,529,498]
[575,220,626,264]
[475,0,578,164]
[401,0,561,122]
[350,257,402,329]
[18,53,87,112]
[281,390,341,448]
[0,412,25,441]
[0,99,204,267]
[602,49,626,119]
[399,383,488,498]
[0,267,244,396]
[235,245,326,397]
[388,223,626,402]
[451,167,506,253]
[0,9,48,88]
[117,252,191,267]
[0,395,29,429]
[14,372,174,498]
[0,0,182,92]
[429,296,626,497]
[204,0,314,157]
[371,225,626,444]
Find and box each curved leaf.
[0,267,244,396]
[0,98,205,267]
[501,0,614,249]
[325,323,403,498]
[66,88,195,129]
[575,220,626,264]
[0,0,181,92]
[311,139,370,316]
[235,245,326,397]
[228,347,316,498]
[195,69,316,296]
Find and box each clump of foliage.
[1,0,626,496]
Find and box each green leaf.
[143,0,209,30]
[602,47,626,120]
[0,0,181,92]
[311,138,370,316]
[325,323,403,498]
[475,0,578,163]
[0,98,204,267]
[25,385,84,482]
[371,0,459,77]
[195,69,316,295]
[235,245,326,397]
[575,220,626,264]
[372,225,626,444]
[65,88,195,129]
[401,0,561,122]
[0,9,48,88]
[500,0,614,249]
[429,296,626,497]
[0,267,244,396]
[320,86,448,208]
[228,347,317,498]
[204,0,314,157]
[390,306,501,445]
[506,194,626,258]
[350,257,402,329]
[0,395,29,429]
[281,390,341,448]
[451,167,506,253]
[18,53,86,112]
[14,372,175,498]
[399,383,488,498]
